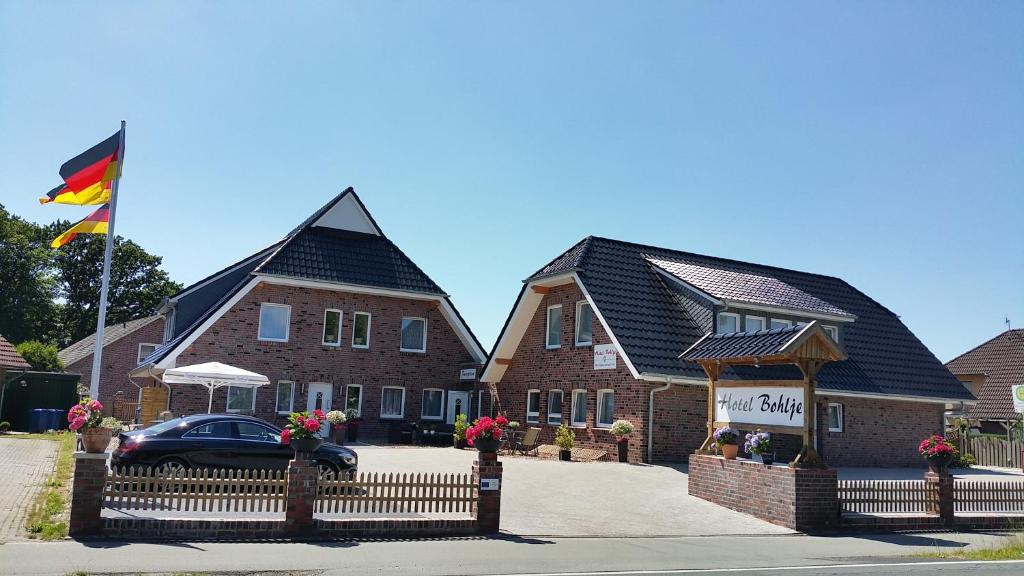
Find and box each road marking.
[482,559,1024,576]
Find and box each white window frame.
[400,316,427,353]
[828,403,844,432]
[744,315,766,333]
[526,389,541,424]
[275,380,295,415]
[823,325,839,343]
[380,386,406,419]
[796,321,809,328]
[570,389,587,428]
[716,312,741,335]
[137,343,159,364]
[574,301,593,347]
[322,308,343,347]
[547,390,564,425]
[226,385,257,413]
[257,303,291,342]
[545,304,562,349]
[770,318,793,330]
[596,389,615,428]
[352,311,372,349]
[421,388,445,421]
[345,384,363,417]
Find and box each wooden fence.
[315,471,476,515]
[837,480,932,514]
[967,436,1022,469]
[955,481,1024,513]
[103,466,287,513]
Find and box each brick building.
[946,329,1024,434]
[129,188,487,436]
[481,236,975,466]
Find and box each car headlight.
[342,454,357,466]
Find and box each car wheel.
[156,458,189,477]
[317,462,339,478]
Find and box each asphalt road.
[0,532,1020,576]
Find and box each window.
[352,312,371,348]
[596,389,615,428]
[571,390,587,427]
[796,321,809,329]
[345,385,362,416]
[184,421,233,439]
[526,389,540,424]
[575,301,593,346]
[717,312,740,335]
[823,325,839,343]
[478,389,494,419]
[226,386,256,413]
[322,309,342,346]
[422,389,444,420]
[237,422,280,443]
[546,305,562,349]
[547,390,563,425]
[770,318,793,330]
[828,403,844,432]
[137,343,159,364]
[258,303,290,342]
[400,317,427,352]
[744,316,766,333]
[275,381,295,414]
[381,386,405,418]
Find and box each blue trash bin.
[29,409,46,433]
[47,409,64,431]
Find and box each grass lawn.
[920,534,1024,560]
[13,431,77,540]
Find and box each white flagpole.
[87,121,126,401]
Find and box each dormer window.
[716,312,740,335]
[823,325,839,342]
[770,318,792,330]
[744,315,765,332]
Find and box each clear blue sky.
[2,1,1021,362]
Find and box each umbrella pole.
[208,386,214,414]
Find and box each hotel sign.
[1013,385,1024,414]
[594,344,617,370]
[714,386,805,428]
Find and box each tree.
[0,205,58,344]
[14,340,63,372]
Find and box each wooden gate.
[139,386,168,424]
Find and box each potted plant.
[453,413,469,449]
[919,434,956,473]
[280,409,327,453]
[344,408,361,442]
[610,419,635,462]
[713,426,740,460]
[555,423,575,461]
[507,420,520,430]
[326,410,347,444]
[744,431,774,465]
[465,415,507,453]
[67,398,111,453]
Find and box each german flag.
[51,204,110,248]
[39,131,120,205]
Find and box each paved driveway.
[355,446,793,537]
[0,438,58,542]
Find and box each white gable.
[312,192,381,235]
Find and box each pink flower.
[69,416,87,431]
[313,409,325,420]
[304,419,321,433]
[495,415,509,427]
[88,400,103,412]
[280,428,292,445]
[296,415,306,425]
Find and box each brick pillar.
[925,470,954,526]
[285,452,318,535]
[69,452,109,538]
[472,451,502,534]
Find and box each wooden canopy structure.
[680,320,847,469]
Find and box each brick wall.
[817,395,945,468]
[688,454,838,532]
[65,318,165,410]
[169,282,478,438]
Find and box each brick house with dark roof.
[0,334,32,386]
[946,329,1024,432]
[481,236,975,467]
[130,188,487,437]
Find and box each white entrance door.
[447,391,470,424]
[306,383,333,438]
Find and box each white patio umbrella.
[161,362,270,414]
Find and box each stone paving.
[0,438,59,542]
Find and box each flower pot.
[331,425,345,444]
[81,427,112,453]
[617,440,629,463]
[559,449,572,461]
[721,444,738,460]
[346,422,360,442]
[290,437,323,454]
[454,439,468,450]
[473,437,502,453]
[926,452,953,473]
[755,452,776,466]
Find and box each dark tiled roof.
[528,237,592,279]
[0,335,31,370]
[58,315,162,366]
[255,227,445,295]
[947,329,1024,420]
[539,236,972,401]
[681,327,802,362]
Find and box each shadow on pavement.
[841,532,969,548]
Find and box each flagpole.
[87,121,126,402]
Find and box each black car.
[111,413,357,476]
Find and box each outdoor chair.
[500,430,523,455]
[517,427,541,457]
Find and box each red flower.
[280,428,292,445]
[304,418,321,433]
[495,415,509,427]
[313,409,325,420]
[296,415,306,425]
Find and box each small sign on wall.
[480,478,500,491]
[1012,385,1024,413]
[460,368,477,381]
[594,344,617,370]
[715,386,805,428]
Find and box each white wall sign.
[459,368,477,381]
[480,478,500,491]
[715,387,805,428]
[1012,385,1024,414]
[594,344,617,370]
